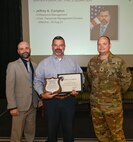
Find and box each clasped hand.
[40,90,79,99]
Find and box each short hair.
[100,7,110,14]
[52,36,65,46]
[97,36,111,44]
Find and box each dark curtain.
[0,0,22,98]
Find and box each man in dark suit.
[6,41,42,142]
[90,8,118,40]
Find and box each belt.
[54,93,70,99]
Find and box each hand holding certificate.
[44,73,82,93]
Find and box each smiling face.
[97,36,111,56]
[17,41,31,60]
[52,38,65,58]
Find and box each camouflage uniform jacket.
[87,53,132,111]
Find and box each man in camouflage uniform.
[87,36,132,142]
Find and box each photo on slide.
[90,5,118,40]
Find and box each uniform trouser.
[91,105,126,142]
[44,96,76,142]
[10,106,36,142]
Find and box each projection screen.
[21,0,133,66]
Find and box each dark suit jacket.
[6,58,38,111]
[90,21,118,40]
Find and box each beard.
[19,52,30,59]
[53,49,64,56]
[101,19,108,25]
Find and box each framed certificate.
[58,73,82,93]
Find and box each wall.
[31,55,133,67]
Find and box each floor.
[0,137,98,142]
[0,137,133,142]
[0,99,133,141]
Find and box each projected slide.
[28,0,133,55]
